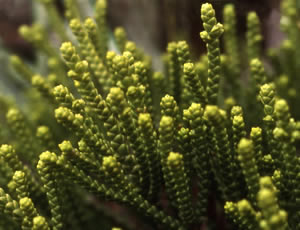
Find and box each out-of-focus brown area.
[107,0,282,58]
[0,0,33,57]
[0,0,282,60]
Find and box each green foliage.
[0,0,300,229]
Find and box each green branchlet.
[114,27,128,53]
[183,103,210,217]
[137,113,161,199]
[19,197,39,230]
[94,0,108,60]
[69,19,108,92]
[183,63,207,105]
[6,108,39,163]
[237,138,260,206]
[223,4,241,83]
[36,0,68,41]
[205,105,240,201]
[257,177,288,230]
[250,127,264,174]
[64,0,81,20]
[12,171,29,200]
[10,55,34,83]
[33,216,50,230]
[37,151,63,230]
[247,12,262,61]
[167,152,194,224]
[250,58,267,96]
[200,3,224,104]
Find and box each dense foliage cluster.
[0,0,299,229]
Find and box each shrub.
[0,0,299,229]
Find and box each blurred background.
[0,0,283,61]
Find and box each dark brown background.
[0,0,283,60]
